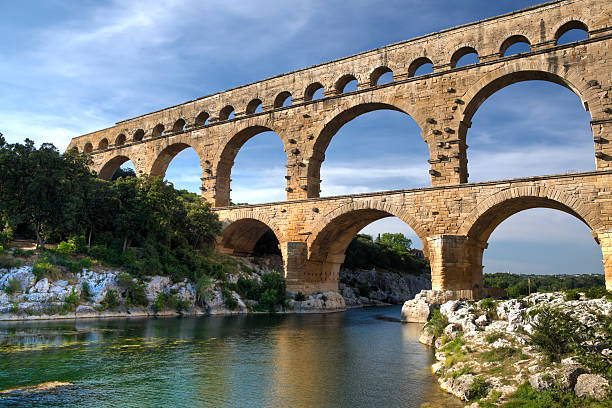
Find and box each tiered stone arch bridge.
[68,0,612,294]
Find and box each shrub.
[88,245,108,261]
[153,292,189,312]
[485,332,505,344]
[56,240,77,255]
[4,278,21,295]
[9,302,18,314]
[81,281,92,302]
[468,376,488,401]
[222,287,238,310]
[449,366,472,379]
[294,291,306,301]
[564,289,580,301]
[424,309,449,337]
[441,333,465,355]
[64,288,79,311]
[101,290,119,310]
[195,275,214,306]
[79,257,93,269]
[125,281,147,307]
[528,307,582,362]
[32,261,60,280]
[502,382,597,408]
[116,272,134,288]
[583,286,612,301]
[0,256,20,269]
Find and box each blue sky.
[0,0,602,275]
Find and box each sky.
[0,0,602,275]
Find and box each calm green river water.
[0,306,461,407]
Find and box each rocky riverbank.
[409,290,612,406]
[0,255,430,320]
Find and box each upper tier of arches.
[71,13,601,153]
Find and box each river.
[0,306,461,407]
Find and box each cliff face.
[339,267,431,307]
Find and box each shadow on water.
[0,306,461,407]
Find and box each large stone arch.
[216,211,285,256]
[304,200,429,288]
[457,61,603,180]
[458,186,600,241]
[305,92,425,198]
[148,137,206,179]
[97,154,138,180]
[213,124,289,207]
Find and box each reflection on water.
[0,307,461,407]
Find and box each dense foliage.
[528,307,612,381]
[342,233,429,275]
[483,272,606,298]
[0,135,222,282]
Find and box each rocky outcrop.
[288,291,346,313]
[0,257,351,320]
[414,292,611,406]
[574,374,610,400]
[339,267,430,308]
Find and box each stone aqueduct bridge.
[68,0,612,293]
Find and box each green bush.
[484,332,504,344]
[79,257,93,269]
[294,291,306,301]
[425,309,449,337]
[222,287,238,310]
[195,275,214,306]
[101,290,119,310]
[88,245,108,261]
[152,291,189,312]
[64,288,79,311]
[81,281,92,302]
[32,261,60,280]
[116,272,134,288]
[468,376,488,401]
[528,307,582,362]
[583,286,612,301]
[564,289,580,301]
[4,278,21,294]
[481,346,525,362]
[501,382,607,408]
[56,240,77,255]
[0,255,21,269]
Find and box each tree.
[0,137,91,249]
[111,166,136,180]
[375,232,412,254]
[185,200,222,249]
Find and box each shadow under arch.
[98,155,135,180]
[149,142,202,179]
[308,101,422,198]
[217,216,284,258]
[305,201,429,290]
[214,125,288,207]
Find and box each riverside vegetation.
[415,279,612,407]
[0,135,429,318]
